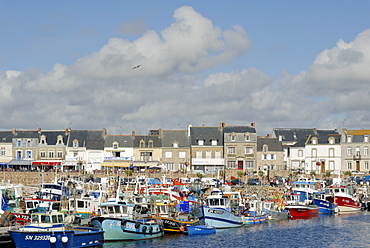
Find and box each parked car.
[247,178,261,185]
[351,170,365,175]
[231,179,245,185]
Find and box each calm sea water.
[103,211,370,248]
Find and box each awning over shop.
[32,161,62,166]
[0,162,8,166]
[100,161,131,168]
[8,160,31,165]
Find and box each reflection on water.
[103,211,370,248]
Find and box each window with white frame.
[227,161,236,169]
[245,161,254,169]
[365,147,369,156]
[231,133,235,141]
[298,150,303,157]
[179,151,186,158]
[347,147,352,156]
[0,147,5,156]
[206,151,211,158]
[245,134,250,141]
[165,151,172,158]
[311,137,317,144]
[196,151,202,158]
[173,142,179,148]
[49,151,54,158]
[164,163,174,171]
[57,151,63,158]
[27,140,31,147]
[113,143,118,149]
[17,140,21,147]
[271,154,275,160]
[40,151,46,158]
[148,140,153,148]
[312,149,317,157]
[329,137,335,144]
[365,161,369,170]
[245,147,253,154]
[329,161,334,171]
[198,140,204,146]
[73,140,79,148]
[329,148,334,157]
[26,150,32,158]
[263,154,267,160]
[263,145,268,152]
[347,161,352,170]
[347,136,352,142]
[215,151,221,159]
[365,135,369,143]
[211,139,217,146]
[228,147,236,154]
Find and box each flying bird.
[132,64,141,70]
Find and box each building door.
[238,161,243,170]
[321,161,325,174]
[356,161,360,171]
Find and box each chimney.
[220,122,226,130]
[279,135,283,141]
[132,130,136,139]
[12,128,16,134]
[65,128,69,135]
[158,128,162,138]
[267,134,270,138]
[37,128,41,133]
[251,122,255,127]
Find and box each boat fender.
[135,222,140,229]
[253,218,257,222]
[121,220,127,227]
[179,226,185,232]
[149,226,153,233]
[142,226,147,233]
[61,236,68,243]
[50,237,57,244]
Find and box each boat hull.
[8,227,104,248]
[192,206,244,229]
[159,217,199,233]
[187,225,216,235]
[328,196,362,212]
[313,199,338,214]
[243,215,269,225]
[91,218,163,241]
[285,205,319,219]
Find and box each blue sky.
[1,1,370,135]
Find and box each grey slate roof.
[0,130,39,142]
[308,134,341,144]
[190,127,223,146]
[257,137,283,151]
[133,135,162,148]
[105,135,134,147]
[68,130,105,149]
[223,126,256,133]
[161,130,190,148]
[272,128,339,142]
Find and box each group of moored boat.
[0,174,369,247]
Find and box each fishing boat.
[90,200,163,241]
[8,210,104,248]
[192,188,244,229]
[284,193,319,219]
[312,192,339,214]
[187,225,216,235]
[153,201,199,234]
[326,186,362,212]
[242,199,269,225]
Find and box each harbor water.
[103,211,370,248]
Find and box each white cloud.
[1,6,370,136]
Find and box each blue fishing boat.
[90,201,164,241]
[312,192,339,214]
[192,188,244,229]
[8,211,104,248]
[187,225,216,235]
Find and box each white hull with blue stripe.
[194,205,243,228]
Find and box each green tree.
[310,171,316,178]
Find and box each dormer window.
[73,139,79,148]
[140,140,145,148]
[347,135,352,143]
[17,139,21,147]
[198,139,204,146]
[57,135,64,145]
[365,135,369,143]
[245,133,250,141]
[263,145,268,152]
[113,142,118,149]
[148,140,153,148]
[40,135,47,145]
[27,139,31,147]
[328,137,335,145]
[211,139,217,146]
[311,137,318,145]
[173,142,179,148]
[231,133,236,141]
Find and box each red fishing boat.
[325,186,362,212]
